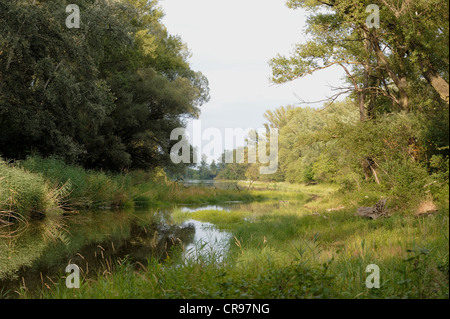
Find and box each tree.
[198,154,210,180]
[210,160,218,176]
[270,0,449,118]
[270,0,449,184]
[263,105,295,129]
[0,0,129,162]
[0,0,210,173]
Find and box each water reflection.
[0,199,296,297]
[0,209,197,297]
[180,205,230,213]
[182,220,231,263]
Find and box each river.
[0,176,260,298]
[0,179,304,298]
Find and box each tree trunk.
[419,58,450,104]
[368,31,409,110]
[357,90,367,122]
[339,62,366,121]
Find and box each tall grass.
[2,155,265,217]
[20,156,133,209]
[0,159,62,219]
[133,182,263,207]
[171,208,252,229]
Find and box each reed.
[20,155,133,209]
[0,159,62,219]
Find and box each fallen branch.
[356,199,390,220]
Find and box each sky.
[160,0,346,162]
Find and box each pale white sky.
[160,0,346,162]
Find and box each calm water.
[0,204,235,298]
[0,181,300,298]
[1,194,287,298]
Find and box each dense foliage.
[216,0,449,209]
[0,0,209,172]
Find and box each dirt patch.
[415,199,439,217]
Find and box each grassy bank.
[27,182,449,299]
[1,156,262,221]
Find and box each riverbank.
[2,159,448,299]
[1,156,262,222]
[19,182,449,299]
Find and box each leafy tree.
[0,0,210,174]
[0,0,129,162]
[210,160,218,176]
[270,0,449,119]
